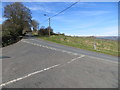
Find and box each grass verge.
[38,35,119,56]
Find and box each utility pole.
[48,18,50,36]
[44,14,51,36]
[93,39,96,50]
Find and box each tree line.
[1,2,63,47]
[2,2,33,46]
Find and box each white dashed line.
[22,39,118,64]
[1,39,117,87]
[67,55,85,64]
[0,64,60,87]
[0,54,85,87]
[21,40,79,56]
[31,39,118,64]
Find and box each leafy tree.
[2,2,32,46]
[4,2,32,35]
[2,20,19,46]
[2,20,19,37]
[38,26,45,36]
[32,20,39,31]
[38,26,54,36]
[45,26,54,35]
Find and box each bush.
[38,26,54,36]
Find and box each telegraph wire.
[50,0,80,18]
[40,19,48,25]
[40,0,80,25]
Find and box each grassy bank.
[38,35,119,56]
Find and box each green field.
[39,35,119,56]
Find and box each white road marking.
[0,64,60,87]
[0,54,85,87]
[31,39,118,64]
[2,39,117,87]
[67,55,85,64]
[22,39,118,64]
[21,40,79,56]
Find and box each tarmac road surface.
[1,37,118,88]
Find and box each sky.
[0,2,118,36]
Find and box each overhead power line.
[40,0,80,25]
[40,19,48,25]
[50,0,80,18]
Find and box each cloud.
[60,25,118,36]
[78,26,118,36]
[73,2,99,8]
[29,7,40,10]
[0,17,6,23]
[0,18,3,22]
[0,18,3,24]
[97,26,118,36]
[74,10,111,16]
[53,14,107,29]
[29,6,56,14]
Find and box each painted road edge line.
[21,40,79,56]
[0,55,85,87]
[0,64,60,87]
[22,39,118,64]
[30,39,118,64]
[67,55,85,64]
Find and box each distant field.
[39,35,119,56]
